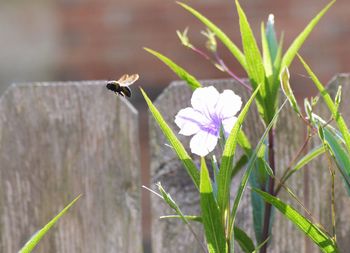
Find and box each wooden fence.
[0,76,349,253]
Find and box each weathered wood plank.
[0,81,142,253]
[310,74,350,253]
[149,76,350,253]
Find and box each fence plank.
[310,74,350,253]
[0,81,142,253]
[149,77,350,253]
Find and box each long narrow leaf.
[237,130,253,154]
[261,22,273,78]
[298,55,350,155]
[236,0,265,91]
[200,157,227,253]
[234,226,256,253]
[235,0,268,122]
[19,195,81,253]
[292,145,325,172]
[217,84,261,216]
[177,1,247,70]
[157,182,190,223]
[160,215,202,222]
[253,189,339,253]
[270,33,284,113]
[281,0,336,69]
[144,47,201,91]
[322,128,350,194]
[265,14,278,64]
[141,88,200,189]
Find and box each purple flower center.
[201,113,222,136]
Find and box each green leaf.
[200,157,227,253]
[177,1,247,70]
[273,33,284,72]
[270,33,284,114]
[19,195,81,253]
[235,0,267,121]
[237,130,253,154]
[292,145,325,172]
[250,168,267,245]
[144,47,201,91]
[298,55,350,155]
[229,100,287,248]
[265,14,278,64]
[234,226,256,253]
[160,215,202,222]
[322,128,350,194]
[261,22,273,78]
[280,67,300,115]
[157,182,188,222]
[141,88,200,190]
[253,189,339,253]
[236,0,265,90]
[281,0,336,69]
[217,84,261,217]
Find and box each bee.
[106,74,139,97]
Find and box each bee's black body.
[106,81,132,97]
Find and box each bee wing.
[117,74,139,87]
[117,74,129,83]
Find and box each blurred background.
[1,0,349,252]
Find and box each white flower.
[175,86,242,156]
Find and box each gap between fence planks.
[0,81,142,253]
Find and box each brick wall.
[55,0,350,99]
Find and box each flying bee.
[106,74,139,97]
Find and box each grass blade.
[217,84,261,216]
[322,128,350,194]
[281,0,336,69]
[160,215,202,222]
[19,195,81,253]
[265,14,278,64]
[235,0,267,121]
[236,0,265,91]
[253,189,339,253]
[261,22,273,78]
[145,47,201,91]
[177,1,247,70]
[234,226,256,253]
[293,145,325,172]
[200,157,227,253]
[141,88,200,190]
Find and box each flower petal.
[191,86,220,118]
[175,108,209,136]
[190,130,218,156]
[222,116,238,137]
[215,90,242,119]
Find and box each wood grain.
[0,81,142,253]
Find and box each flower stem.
[213,51,252,92]
[186,44,252,92]
[260,128,275,253]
